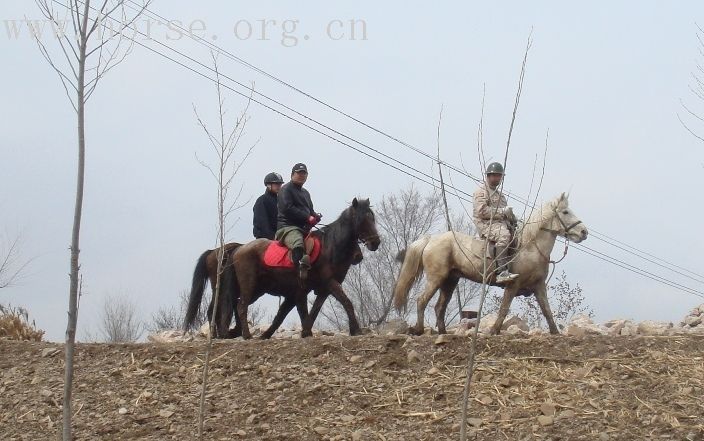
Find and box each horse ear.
[560,192,567,201]
[352,198,359,208]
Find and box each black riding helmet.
[485,162,505,175]
[264,172,284,185]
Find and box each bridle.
[535,206,583,282]
[314,218,380,246]
[355,214,380,246]
[539,207,583,236]
[358,231,380,246]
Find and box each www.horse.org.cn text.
[3,17,369,47]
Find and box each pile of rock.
[565,314,678,336]
[447,313,533,336]
[677,304,704,334]
[147,329,198,343]
[147,304,704,342]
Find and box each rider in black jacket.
[253,172,284,239]
[274,163,321,280]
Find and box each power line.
[55,0,704,299]
[569,241,704,299]
[122,0,704,284]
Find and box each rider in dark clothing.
[275,163,321,280]
[252,172,284,239]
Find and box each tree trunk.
[62,3,90,439]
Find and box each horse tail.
[393,235,431,313]
[184,249,211,331]
[212,249,240,338]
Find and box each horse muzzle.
[569,227,588,243]
[362,235,381,251]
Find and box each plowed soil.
[2,334,703,440]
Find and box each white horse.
[392,193,588,335]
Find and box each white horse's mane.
[518,194,569,246]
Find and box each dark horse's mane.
[312,200,369,265]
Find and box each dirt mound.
[1,335,703,440]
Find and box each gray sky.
[2,1,704,341]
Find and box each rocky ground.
[2,333,703,441]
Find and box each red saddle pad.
[262,236,322,269]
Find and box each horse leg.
[261,297,296,339]
[227,272,242,338]
[295,291,311,336]
[217,256,240,338]
[228,312,242,338]
[235,298,251,339]
[302,293,328,338]
[534,283,559,334]
[490,285,519,335]
[435,276,459,335]
[235,271,255,339]
[410,278,442,336]
[213,279,233,338]
[328,281,361,336]
[206,294,214,327]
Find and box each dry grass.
[0,304,44,341]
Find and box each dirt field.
[1,334,703,440]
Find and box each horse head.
[549,193,588,243]
[351,198,381,251]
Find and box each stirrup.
[496,270,519,284]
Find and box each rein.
[312,217,379,249]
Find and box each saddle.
[476,222,519,259]
[262,236,321,269]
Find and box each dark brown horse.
[232,198,381,339]
[185,241,364,339]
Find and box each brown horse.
[232,198,381,339]
[185,241,364,339]
[184,242,242,338]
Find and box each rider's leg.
[493,224,519,283]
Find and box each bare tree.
[679,24,704,143]
[459,33,532,441]
[513,271,592,329]
[31,1,150,438]
[193,53,257,439]
[149,289,267,334]
[99,294,143,342]
[320,185,447,330]
[445,214,482,325]
[0,231,32,289]
[149,289,209,333]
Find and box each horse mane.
[313,206,358,265]
[518,194,569,246]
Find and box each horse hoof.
[408,327,423,336]
[259,333,273,340]
[301,331,313,338]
